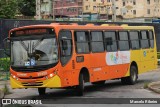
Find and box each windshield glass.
[11,36,58,67]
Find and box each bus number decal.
[93,68,102,72]
[106,51,130,65]
[37,71,47,77]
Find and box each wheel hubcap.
[132,71,136,82]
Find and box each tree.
[0,0,18,19]
[18,0,36,16]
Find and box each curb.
[0,89,4,98]
[0,80,10,85]
[148,81,160,94]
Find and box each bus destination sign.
[13,28,50,36]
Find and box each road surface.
[3,67,160,106]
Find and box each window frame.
[103,30,118,52]
[90,31,105,53]
[58,29,73,66]
[140,30,150,49]
[129,30,140,50]
[148,30,154,48]
[118,31,130,51]
[74,30,90,54]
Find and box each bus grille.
[22,82,43,86]
[19,76,45,79]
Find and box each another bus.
[6,23,157,96]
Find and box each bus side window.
[148,31,154,48]
[129,31,140,50]
[90,31,104,53]
[104,31,117,52]
[140,31,150,49]
[74,31,90,54]
[118,31,130,51]
[59,30,72,66]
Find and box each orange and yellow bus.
[7,23,157,96]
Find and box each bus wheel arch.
[75,67,90,96]
[79,67,90,83]
[121,61,138,85]
[130,61,138,75]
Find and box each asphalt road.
[3,67,160,106]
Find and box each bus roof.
[10,23,154,32]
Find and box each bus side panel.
[61,54,93,87]
[125,50,141,76]
[89,52,129,82]
[60,58,77,87]
[105,51,131,79]
[91,51,130,82]
[108,64,130,79]
[90,53,106,82]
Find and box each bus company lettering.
[17,73,27,77]
[106,51,130,65]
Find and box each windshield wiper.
[19,37,46,60]
[20,40,29,52]
[32,37,44,50]
[20,40,32,58]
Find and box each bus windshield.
[11,35,58,67]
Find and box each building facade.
[83,0,160,20]
[53,0,83,18]
[36,0,53,19]
[36,0,160,20]
[119,0,160,19]
[83,0,111,20]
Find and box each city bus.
[5,23,157,96]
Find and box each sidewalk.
[0,80,9,98]
[148,81,160,94]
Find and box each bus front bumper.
[10,75,61,89]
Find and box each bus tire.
[121,66,138,85]
[38,88,46,95]
[92,80,105,85]
[75,73,84,96]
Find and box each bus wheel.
[38,88,46,95]
[121,66,138,85]
[75,73,84,96]
[92,80,105,85]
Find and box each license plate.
[28,82,37,85]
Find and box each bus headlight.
[50,73,54,77]
[11,74,19,80]
[13,75,16,79]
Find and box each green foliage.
[0,58,10,72]
[18,0,36,16]
[0,0,18,19]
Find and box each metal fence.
[0,19,52,50]
[1,19,160,52]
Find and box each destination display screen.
[11,28,54,36]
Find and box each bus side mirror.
[61,40,68,50]
[3,37,11,57]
